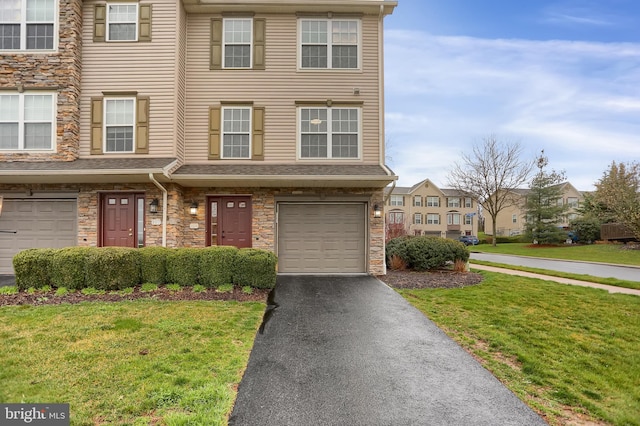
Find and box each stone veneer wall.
[0,0,82,162]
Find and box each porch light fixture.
[149,198,159,214]
[190,201,198,216]
[373,204,382,218]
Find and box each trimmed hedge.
[165,248,203,287]
[13,248,56,290]
[50,247,93,290]
[233,248,277,289]
[386,236,469,271]
[139,246,169,284]
[85,247,141,291]
[200,246,238,288]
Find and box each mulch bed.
[0,286,270,307]
[378,269,484,289]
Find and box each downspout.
[379,4,390,275]
[149,173,168,247]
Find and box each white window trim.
[297,106,361,160]
[447,213,461,225]
[222,17,253,69]
[427,214,440,225]
[221,106,252,159]
[414,213,422,224]
[0,92,56,152]
[390,195,403,206]
[106,2,138,42]
[426,197,439,207]
[0,0,58,52]
[297,18,362,71]
[103,97,136,153]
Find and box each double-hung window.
[107,3,137,41]
[223,18,252,68]
[299,107,359,159]
[300,19,359,69]
[426,196,439,207]
[0,92,55,151]
[390,195,404,206]
[104,98,135,153]
[0,0,55,50]
[447,197,461,208]
[222,107,251,158]
[413,196,422,207]
[464,197,472,208]
[426,214,440,225]
[414,213,422,225]
[447,213,461,225]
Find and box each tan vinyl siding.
[184,13,382,164]
[175,4,187,160]
[80,0,179,158]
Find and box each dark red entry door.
[208,196,252,248]
[101,193,144,247]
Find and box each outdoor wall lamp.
[149,198,159,214]
[373,204,382,218]
[190,201,198,216]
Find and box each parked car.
[458,235,479,246]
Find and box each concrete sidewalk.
[229,275,546,426]
[471,263,640,296]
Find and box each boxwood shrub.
[387,236,469,271]
[49,247,93,290]
[138,246,169,285]
[165,248,202,287]
[13,248,56,290]
[233,248,277,289]
[200,246,238,288]
[85,247,141,291]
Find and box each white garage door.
[0,198,77,274]
[277,203,366,273]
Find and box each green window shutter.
[94,4,106,42]
[136,97,150,154]
[252,107,265,160]
[210,18,223,70]
[90,98,103,155]
[139,4,152,41]
[208,107,221,159]
[253,18,266,70]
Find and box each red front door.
[208,196,252,248]
[101,193,142,247]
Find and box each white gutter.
[148,173,168,247]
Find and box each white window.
[414,195,422,207]
[426,196,439,207]
[568,197,578,208]
[223,18,252,68]
[222,107,251,158]
[464,214,472,225]
[556,198,564,206]
[107,3,137,41]
[299,107,359,159]
[447,197,461,208]
[426,214,440,225]
[388,211,404,224]
[300,19,359,69]
[464,197,472,208]
[512,214,517,223]
[0,92,55,151]
[390,195,404,206]
[104,98,135,153]
[0,0,55,50]
[414,213,422,224]
[447,213,461,225]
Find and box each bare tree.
[447,135,535,246]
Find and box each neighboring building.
[385,179,479,239]
[0,0,398,275]
[484,182,584,236]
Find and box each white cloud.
[384,30,640,191]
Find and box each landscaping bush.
[233,248,277,289]
[570,217,601,244]
[200,246,238,288]
[13,248,56,290]
[165,248,202,286]
[138,246,169,284]
[385,235,415,267]
[388,236,469,271]
[49,247,93,290]
[85,247,141,291]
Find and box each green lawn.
[0,299,265,425]
[400,272,640,426]
[472,242,640,266]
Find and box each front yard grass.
[0,299,265,425]
[473,242,640,266]
[399,271,640,426]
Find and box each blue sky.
[383,0,640,190]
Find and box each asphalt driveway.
[229,275,546,425]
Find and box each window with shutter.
[209,105,265,160]
[90,95,149,154]
[94,3,151,42]
[210,17,266,70]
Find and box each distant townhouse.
[484,182,584,236]
[0,0,398,275]
[385,179,479,239]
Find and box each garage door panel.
[278,203,366,273]
[0,199,77,274]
